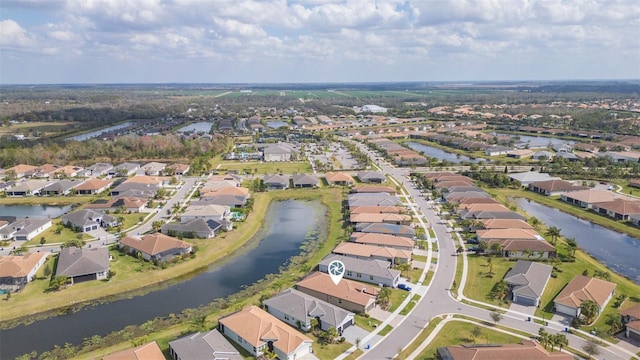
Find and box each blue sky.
[1,0,639,84]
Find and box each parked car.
[398,284,412,291]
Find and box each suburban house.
[292,174,319,188]
[553,275,617,317]
[85,196,147,213]
[436,340,573,360]
[181,204,230,222]
[33,164,63,178]
[218,306,313,360]
[325,172,355,186]
[53,165,84,178]
[0,218,52,241]
[75,178,113,195]
[83,162,113,177]
[41,179,85,196]
[62,209,119,232]
[124,175,170,187]
[504,260,553,307]
[165,163,190,176]
[354,222,416,238]
[560,189,623,209]
[296,271,378,314]
[3,164,38,179]
[476,229,544,242]
[484,145,512,156]
[350,213,412,225]
[141,162,166,176]
[6,179,54,196]
[110,182,158,198]
[262,143,298,162]
[507,171,560,186]
[532,150,554,160]
[356,171,386,183]
[104,341,165,360]
[263,174,290,190]
[119,233,192,263]
[490,239,556,259]
[0,253,48,291]
[528,180,588,196]
[444,191,490,202]
[263,288,355,334]
[332,242,412,265]
[348,193,402,207]
[351,185,396,194]
[168,329,242,360]
[591,199,640,220]
[193,194,247,208]
[350,232,414,251]
[349,206,405,214]
[478,219,534,230]
[620,304,640,341]
[55,247,110,284]
[161,218,225,239]
[462,210,526,221]
[110,162,140,177]
[506,149,534,159]
[457,203,510,218]
[319,254,400,288]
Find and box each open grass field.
[0,121,77,136]
[0,195,96,205]
[23,219,93,246]
[464,254,514,307]
[216,161,312,174]
[414,321,522,360]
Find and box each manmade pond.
[0,204,73,219]
[66,122,133,141]
[516,198,640,283]
[404,142,485,163]
[0,199,325,359]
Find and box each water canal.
[66,122,133,141]
[516,198,640,283]
[0,199,324,359]
[404,142,484,163]
[0,204,73,219]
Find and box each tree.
[486,257,494,275]
[529,216,541,228]
[582,339,600,359]
[553,333,569,351]
[490,311,502,325]
[478,240,489,253]
[189,315,208,333]
[580,300,599,324]
[544,226,561,245]
[397,263,411,279]
[43,263,51,277]
[377,287,392,310]
[538,328,550,349]
[309,317,319,333]
[152,221,164,232]
[606,313,624,334]
[40,237,46,245]
[471,326,482,343]
[49,275,69,291]
[566,238,577,258]
[489,242,503,256]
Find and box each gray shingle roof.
[61,209,116,229]
[505,260,553,300]
[292,174,319,186]
[263,288,354,330]
[56,247,109,278]
[355,222,415,237]
[320,254,400,282]
[169,329,242,360]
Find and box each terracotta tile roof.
[456,197,500,205]
[219,306,311,355]
[351,185,396,194]
[459,203,510,212]
[349,206,405,214]
[439,340,573,360]
[332,242,411,260]
[75,178,113,191]
[477,228,542,240]
[350,213,412,224]
[350,232,414,248]
[103,341,164,360]
[561,189,622,204]
[296,272,378,307]
[554,275,617,309]
[479,219,533,229]
[0,253,47,278]
[6,164,37,175]
[593,198,640,215]
[202,186,249,197]
[620,303,640,319]
[491,239,556,252]
[433,180,475,189]
[120,233,191,256]
[325,172,355,184]
[124,175,168,185]
[529,179,588,193]
[627,320,640,332]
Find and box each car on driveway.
[398,284,412,291]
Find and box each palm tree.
[377,287,392,310]
[544,226,562,245]
[554,333,569,352]
[538,328,550,349]
[566,238,577,258]
[580,300,600,324]
[486,257,494,275]
[490,242,503,256]
[478,240,489,253]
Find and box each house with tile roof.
[262,143,298,162]
[560,189,625,209]
[161,219,224,239]
[351,185,396,194]
[292,174,319,188]
[141,162,166,176]
[263,174,290,190]
[181,204,230,222]
[504,260,552,307]
[490,239,556,259]
[355,222,415,238]
[350,213,412,226]
[41,179,85,196]
[325,172,355,186]
[218,306,313,360]
[6,179,55,196]
[478,219,533,230]
[169,329,242,360]
[119,233,192,263]
[349,206,405,214]
[264,288,355,334]
[62,209,119,232]
[620,304,640,341]
[591,198,640,220]
[56,247,110,284]
[476,228,544,242]
[83,162,113,177]
[436,340,573,360]
[103,341,165,360]
[356,171,386,183]
[110,162,140,177]
[192,194,248,208]
[165,163,190,176]
[85,196,147,213]
[554,275,617,317]
[350,232,414,251]
[296,272,378,314]
[319,254,400,288]
[3,164,38,179]
[332,242,411,265]
[508,171,560,186]
[75,178,113,195]
[53,165,84,178]
[528,179,588,196]
[0,253,48,291]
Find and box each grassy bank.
[0,196,96,205]
[1,188,342,325]
[216,161,312,175]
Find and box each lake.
[516,198,640,283]
[0,199,324,359]
[492,132,574,148]
[176,122,213,133]
[66,122,133,141]
[0,204,73,219]
[405,142,484,163]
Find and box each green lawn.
[306,333,352,359]
[25,219,92,246]
[216,161,312,175]
[389,288,411,312]
[354,314,381,332]
[414,321,522,360]
[464,255,514,306]
[413,254,428,262]
[0,196,95,205]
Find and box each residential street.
[348,140,637,360]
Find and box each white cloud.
[0,19,35,47]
